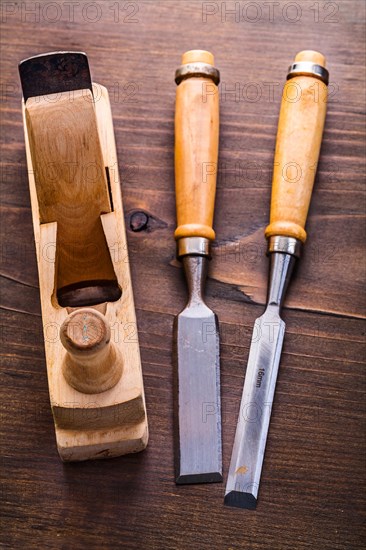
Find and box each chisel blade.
[224,306,285,508]
[174,301,222,484]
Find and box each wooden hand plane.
[19,51,148,461]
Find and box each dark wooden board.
[1,1,365,548]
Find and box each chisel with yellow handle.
[173,50,222,484]
[225,50,329,508]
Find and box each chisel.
[173,50,222,484]
[225,50,329,508]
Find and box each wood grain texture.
[265,51,328,243]
[0,1,365,549]
[25,89,116,290]
[175,50,219,241]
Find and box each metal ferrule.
[177,236,210,259]
[267,235,302,258]
[287,61,329,85]
[175,62,220,86]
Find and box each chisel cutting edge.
[225,50,329,508]
[173,50,222,484]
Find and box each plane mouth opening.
[57,280,122,308]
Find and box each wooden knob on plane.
[174,49,219,242]
[60,308,122,394]
[265,50,328,244]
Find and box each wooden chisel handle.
[265,50,328,244]
[174,50,219,242]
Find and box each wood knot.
[130,211,149,232]
[128,210,168,234]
